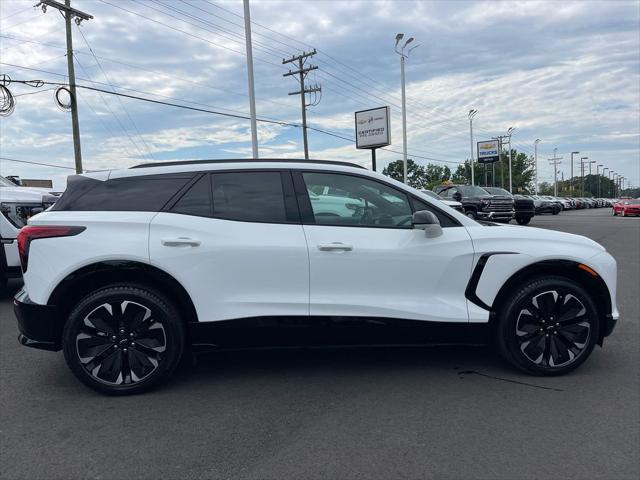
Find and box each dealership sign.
[355,106,391,149]
[477,139,500,163]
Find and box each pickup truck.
[433,184,515,222]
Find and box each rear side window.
[52,174,191,212]
[170,175,211,217]
[211,171,287,223]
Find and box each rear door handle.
[161,237,201,247]
[317,242,353,251]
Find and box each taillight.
[17,225,85,272]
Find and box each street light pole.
[580,156,588,196]
[570,151,579,195]
[468,109,477,186]
[394,33,419,184]
[597,164,603,197]
[534,139,541,194]
[507,126,515,193]
[609,171,615,198]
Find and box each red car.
[613,198,634,215]
[621,199,640,217]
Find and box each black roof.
[130,158,365,170]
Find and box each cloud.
[0,0,638,188]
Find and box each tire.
[612,209,617,216]
[516,217,531,225]
[465,209,478,220]
[552,207,560,215]
[62,284,185,395]
[495,276,599,376]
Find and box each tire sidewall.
[62,284,185,395]
[496,276,600,376]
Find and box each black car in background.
[433,184,515,221]
[484,187,536,225]
[529,195,562,215]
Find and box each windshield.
[421,190,444,200]
[484,187,512,197]
[0,176,15,187]
[460,185,491,197]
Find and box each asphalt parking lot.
[1,208,638,480]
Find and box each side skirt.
[188,316,490,353]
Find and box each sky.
[0,0,638,190]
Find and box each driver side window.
[302,172,412,227]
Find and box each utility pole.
[283,49,321,160]
[570,152,579,195]
[243,0,258,158]
[548,148,563,197]
[492,135,507,189]
[38,0,92,174]
[507,127,515,193]
[468,109,477,185]
[534,139,541,194]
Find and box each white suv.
[13,160,619,395]
[1,175,60,289]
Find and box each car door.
[149,170,309,323]
[294,170,474,323]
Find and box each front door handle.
[161,237,201,247]
[317,242,353,252]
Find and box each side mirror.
[412,210,443,238]
[452,192,462,202]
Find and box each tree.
[382,159,426,188]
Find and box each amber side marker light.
[578,264,598,277]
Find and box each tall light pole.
[580,156,589,195]
[587,160,595,195]
[596,164,603,197]
[243,0,258,158]
[570,151,579,195]
[507,127,515,193]
[609,171,615,198]
[534,139,541,194]
[468,109,477,185]
[395,33,419,184]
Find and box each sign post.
[355,106,391,172]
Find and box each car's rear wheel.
[516,217,531,225]
[62,284,185,395]
[495,276,599,376]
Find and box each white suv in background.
[13,160,618,395]
[0,175,60,289]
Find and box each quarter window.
[171,175,211,217]
[302,172,413,227]
[211,171,287,223]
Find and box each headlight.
[0,202,45,228]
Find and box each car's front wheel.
[465,209,478,220]
[62,284,185,395]
[516,217,531,225]
[495,276,599,376]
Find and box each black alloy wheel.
[63,284,184,395]
[496,276,599,375]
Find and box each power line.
[0,156,75,170]
[75,24,156,160]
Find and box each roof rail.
[130,158,366,169]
